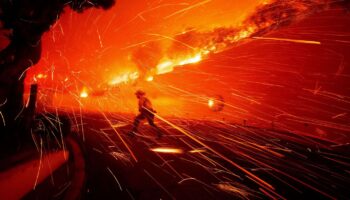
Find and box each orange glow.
[150,147,184,154]
[146,76,154,82]
[178,54,202,66]
[156,53,202,75]
[80,87,89,98]
[108,71,139,86]
[156,60,174,75]
[208,99,215,108]
[189,149,206,153]
[36,73,47,79]
[252,37,321,45]
[33,73,47,82]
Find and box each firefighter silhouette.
[129,90,163,138]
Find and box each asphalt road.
[71,111,350,200]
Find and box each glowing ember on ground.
[80,87,89,98]
[208,99,215,108]
[150,147,184,154]
[36,74,47,79]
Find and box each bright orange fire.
[80,87,89,98]
[156,53,202,75]
[108,53,203,87]
[208,99,215,108]
[108,71,139,86]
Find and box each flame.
[107,54,203,86]
[36,73,47,79]
[80,87,89,98]
[150,147,184,154]
[33,73,47,82]
[156,60,174,75]
[156,53,202,75]
[146,76,154,82]
[106,0,338,87]
[108,71,139,86]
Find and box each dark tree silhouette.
[0,0,115,152]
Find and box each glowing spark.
[37,74,43,79]
[100,112,138,162]
[164,0,212,19]
[189,149,206,153]
[252,37,321,45]
[33,138,43,189]
[150,109,274,190]
[216,183,249,197]
[0,111,6,126]
[150,147,184,154]
[107,167,122,191]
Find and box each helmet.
[135,90,146,96]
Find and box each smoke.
[130,0,350,77]
[130,42,163,78]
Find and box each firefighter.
[129,90,163,138]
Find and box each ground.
[65,111,350,199]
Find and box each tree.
[0,0,115,152]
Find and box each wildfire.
[106,0,337,88]
[107,53,203,86]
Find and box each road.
[69,111,350,199]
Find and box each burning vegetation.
[105,0,350,88]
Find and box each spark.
[107,167,123,191]
[33,138,43,190]
[0,111,6,126]
[164,0,212,19]
[144,169,175,199]
[253,37,321,45]
[149,108,275,190]
[100,111,138,162]
[189,149,207,153]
